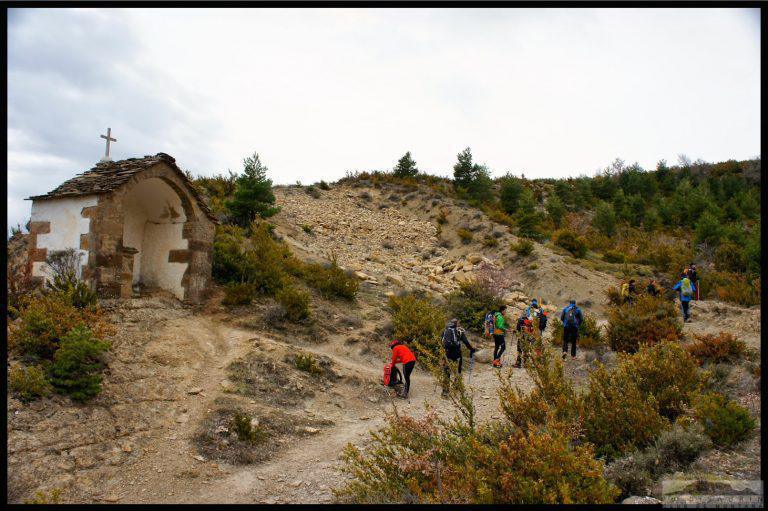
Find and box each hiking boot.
[562,352,567,360]
[571,355,576,360]
[492,359,499,367]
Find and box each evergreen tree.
[393,151,419,177]
[49,326,111,402]
[226,153,281,228]
[453,147,477,189]
[546,194,566,228]
[592,201,617,237]
[499,174,525,214]
[516,188,544,240]
[694,211,724,247]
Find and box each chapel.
[26,153,216,303]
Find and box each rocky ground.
[6,181,761,504]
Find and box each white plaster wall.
[30,195,98,281]
[140,222,188,298]
[122,177,188,299]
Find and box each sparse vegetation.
[457,227,473,244]
[294,353,323,374]
[232,411,267,444]
[686,332,746,366]
[510,238,534,257]
[8,364,52,402]
[222,282,255,306]
[276,286,311,320]
[482,235,498,248]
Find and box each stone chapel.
[26,153,216,303]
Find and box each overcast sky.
[7,8,761,231]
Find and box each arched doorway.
[122,177,189,299]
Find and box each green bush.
[222,283,255,306]
[693,393,755,447]
[299,259,359,300]
[457,228,473,244]
[642,422,712,477]
[276,286,311,320]
[618,341,701,420]
[337,408,619,504]
[445,280,503,334]
[387,292,445,358]
[8,364,52,402]
[301,224,313,234]
[510,238,534,257]
[318,180,330,190]
[602,250,626,264]
[552,229,587,258]
[686,332,746,365]
[294,353,323,374]
[606,295,682,353]
[714,242,747,273]
[482,235,499,248]
[232,411,267,444]
[48,326,111,402]
[8,292,112,362]
[603,457,652,501]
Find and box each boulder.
[467,253,483,264]
[385,274,404,286]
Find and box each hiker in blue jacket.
[560,300,584,360]
[672,272,697,322]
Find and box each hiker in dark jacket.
[688,263,700,300]
[560,300,584,360]
[441,318,476,396]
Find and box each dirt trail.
[107,307,532,504]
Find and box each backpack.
[564,306,577,327]
[680,278,693,298]
[443,327,461,350]
[620,283,629,298]
[383,363,402,387]
[484,312,495,336]
[539,311,548,331]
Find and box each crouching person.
[389,340,416,398]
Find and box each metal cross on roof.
[100,127,117,162]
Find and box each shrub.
[301,224,313,234]
[603,456,652,501]
[642,422,712,477]
[700,271,759,306]
[457,228,473,244]
[486,208,515,228]
[510,238,534,257]
[387,292,445,358]
[618,341,701,420]
[276,286,311,320]
[686,332,746,366]
[693,393,755,447]
[714,242,747,273]
[48,326,111,402]
[602,250,626,264]
[222,283,255,306]
[581,363,669,460]
[294,353,323,374]
[337,409,619,504]
[604,286,622,306]
[305,185,321,199]
[436,207,449,225]
[299,259,359,300]
[318,180,330,190]
[45,248,98,309]
[445,280,503,334]
[552,229,587,258]
[482,235,498,248]
[8,292,112,361]
[549,315,605,350]
[606,295,682,353]
[232,411,267,444]
[212,224,291,295]
[8,364,52,402]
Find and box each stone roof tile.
[27,153,217,222]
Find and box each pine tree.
[453,147,477,189]
[516,188,544,240]
[499,174,525,215]
[393,151,419,177]
[546,194,566,228]
[226,153,281,227]
[593,201,617,237]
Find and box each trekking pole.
[467,352,474,385]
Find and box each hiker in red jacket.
[389,340,416,398]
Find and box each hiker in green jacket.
[492,305,508,368]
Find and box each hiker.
[646,279,661,297]
[389,340,416,398]
[440,318,476,396]
[672,272,696,322]
[524,298,542,319]
[620,279,637,304]
[514,315,535,368]
[688,263,700,300]
[492,305,508,368]
[483,310,496,338]
[560,299,584,360]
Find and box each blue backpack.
[484,312,495,336]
